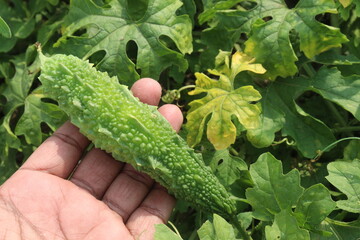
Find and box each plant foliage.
[1,0,360,239]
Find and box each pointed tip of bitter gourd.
[38,52,238,218]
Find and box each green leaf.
[326,159,360,213]
[246,153,304,221]
[2,56,37,113]
[310,67,360,121]
[0,0,37,52]
[46,0,59,5]
[14,88,67,146]
[0,114,21,157]
[0,114,21,184]
[36,6,67,48]
[337,0,360,19]
[314,49,360,65]
[0,16,11,38]
[262,77,336,158]
[313,219,360,240]
[198,0,245,24]
[178,0,197,25]
[197,214,238,240]
[56,0,193,84]
[1,51,64,150]
[237,212,253,230]
[186,51,264,150]
[246,90,285,148]
[265,209,310,240]
[0,151,19,185]
[203,0,348,80]
[294,184,336,228]
[199,24,239,71]
[244,0,348,80]
[341,140,360,161]
[207,149,248,186]
[154,224,183,240]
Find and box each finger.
[158,104,183,133]
[70,148,123,199]
[102,164,154,222]
[20,121,90,178]
[126,183,176,239]
[131,78,162,106]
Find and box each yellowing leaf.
[185,51,264,150]
[339,0,352,8]
[214,50,266,81]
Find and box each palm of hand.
[0,79,183,240]
[3,170,136,239]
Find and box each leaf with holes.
[201,0,348,80]
[207,149,248,186]
[243,0,348,80]
[14,87,67,146]
[198,0,245,24]
[0,112,21,184]
[55,0,193,84]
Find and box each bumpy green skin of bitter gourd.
[38,53,236,216]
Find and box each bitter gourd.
[38,52,236,217]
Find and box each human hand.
[0,78,183,240]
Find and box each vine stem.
[332,126,360,134]
[230,215,252,240]
[312,137,360,160]
[324,100,349,129]
[302,62,317,78]
[178,84,196,92]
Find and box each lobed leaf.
[197,214,238,240]
[207,149,248,186]
[186,51,264,150]
[14,88,67,146]
[265,209,310,240]
[246,90,285,148]
[154,224,183,240]
[55,0,193,85]
[2,57,36,113]
[245,153,304,221]
[294,184,336,228]
[244,0,348,80]
[254,76,336,158]
[199,0,245,24]
[201,0,348,80]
